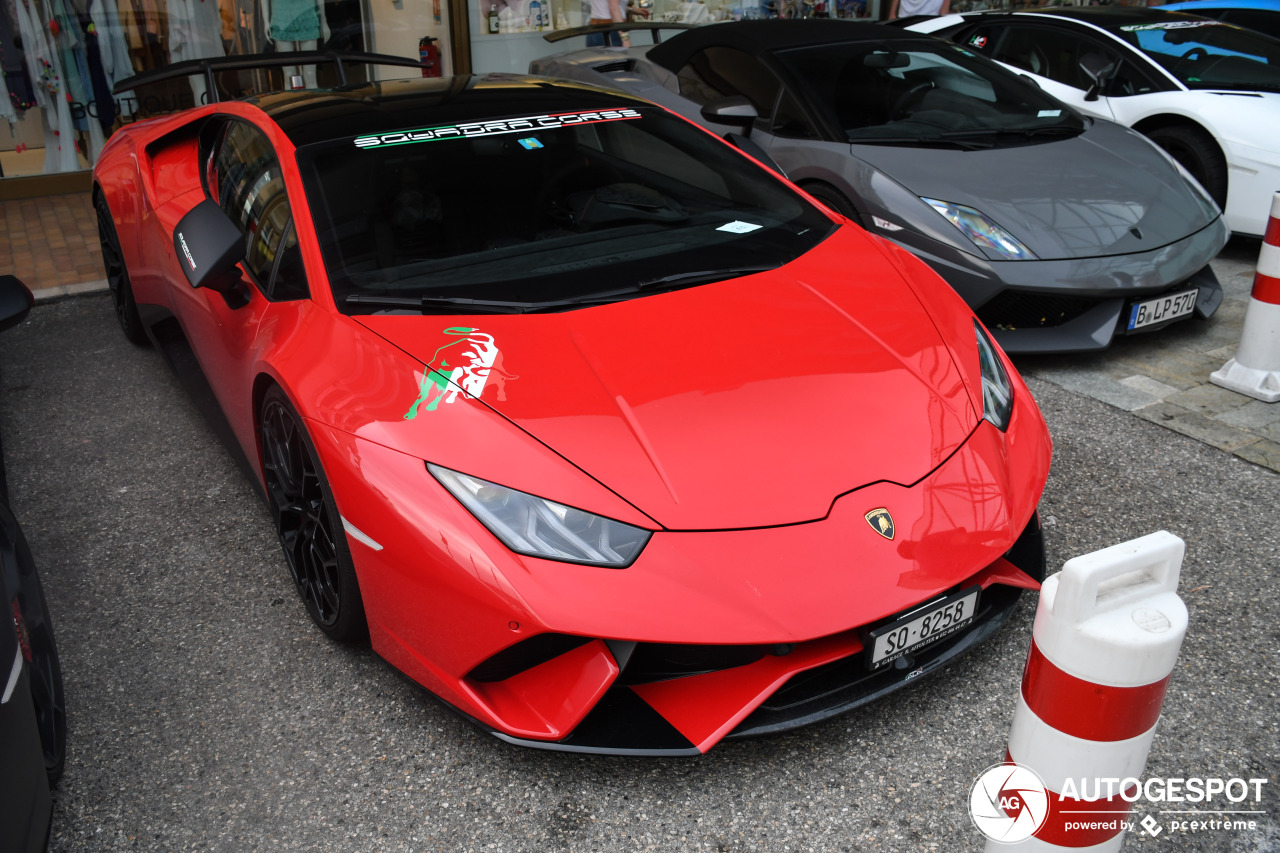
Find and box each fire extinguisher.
[419,36,442,78]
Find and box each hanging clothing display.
[1,1,37,120]
[78,8,116,132]
[228,0,267,54]
[89,0,138,116]
[268,0,320,42]
[120,0,167,70]
[0,0,448,179]
[13,0,79,171]
[169,0,223,104]
[169,0,224,61]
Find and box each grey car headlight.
[924,198,1037,261]
[428,464,651,568]
[976,321,1013,431]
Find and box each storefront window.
[469,0,887,74]
[0,0,914,180]
[0,0,450,179]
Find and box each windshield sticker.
[1037,110,1062,118]
[1120,20,1222,31]
[969,34,988,48]
[717,220,763,234]
[405,327,517,418]
[355,109,643,149]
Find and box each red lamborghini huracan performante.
[94,58,1051,754]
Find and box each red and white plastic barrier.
[987,532,1189,851]
[1211,192,1280,402]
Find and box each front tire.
[801,182,858,221]
[94,194,148,346]
[259,386,367,642]
[1144,124,1228,211]
[13,529,67,786]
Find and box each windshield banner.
[354,109,643,149]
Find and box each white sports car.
[906,7,1280,237]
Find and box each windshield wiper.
[347,294,539,314]
[940,124,1081,141]
[636,266,775,288]
[344,268,778,315]
[850,135,994,151]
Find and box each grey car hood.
[849,118,1217,261]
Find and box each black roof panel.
[646,19,926,73]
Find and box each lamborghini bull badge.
[865,508,895,540]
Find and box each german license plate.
[1127,289,1197,331]
[868,587,981,670]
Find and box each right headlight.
[428,464,651,568]
[976,321,1013,431]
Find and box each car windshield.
[1110,17,1280,91]
[776,41,1084,147]
[296,105,833,313]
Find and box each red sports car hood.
[358,231,978,530]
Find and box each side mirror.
[701,96,758,136]
[173,200,246,290]
[1079,53,1117,102]
[0,275,34,333]
[724,132,787,177]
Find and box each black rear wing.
[541,21,698,44]
[112,51,428,99]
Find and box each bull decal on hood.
[404,326,517,419]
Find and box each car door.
[168,118,310,457]
[665,46,861,207]
[958,20,1163,120]
[667,46,790,149]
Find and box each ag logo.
[969,762,1049,843]
[864,508,894,540]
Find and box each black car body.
[0,276,66,853]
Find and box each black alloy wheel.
[94,194,148,346]
[13,532,67,785]
[259,386,366,642]
[1144,124,1228,211]
[802,182,858,221]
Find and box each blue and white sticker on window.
[354,109,644,149]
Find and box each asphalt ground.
[0,293,1277,852]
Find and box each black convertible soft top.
[646,19,927,72]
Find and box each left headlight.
[976,321,1013,431]
[428,464,651,568]
[923,198,1037,261]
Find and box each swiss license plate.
[868,587,981,670]
[1127,289,1197,331]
